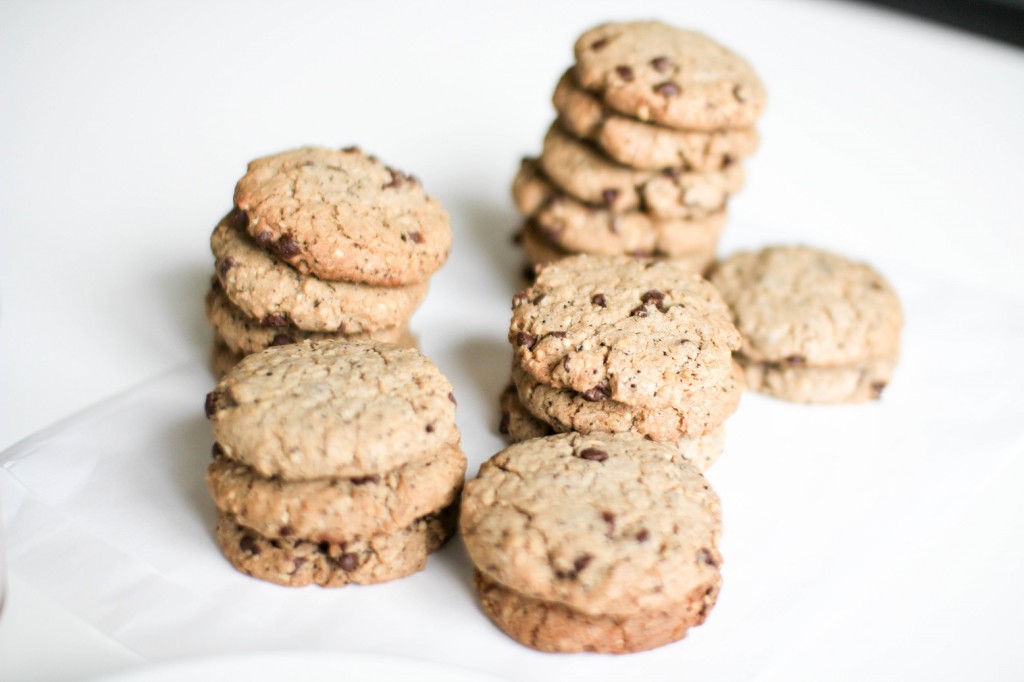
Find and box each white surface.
[1,0,1023,680]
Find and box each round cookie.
[233,146,451,285]
[553,70,759,171]
[509,254,741,408]
[573,21,766,130]
[215,504,456,588]
[513,159,725,258]
[539,125,744,218]
[512,359,743,442]
[460,432,723,652]
[211,211,429,333]
[205,284,408,355]
[207,445,466,543]
[205,340,460,480]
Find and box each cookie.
[207,445,466,542]
[215,504,456,587]
[211,335,244,380]
[211,211,429,333]
[206,340,460,480]
[553,70,759,171]
[709,246,902,402]
[461,432,722,652]
[205,284,408,355]
[539,126,743,218]
[233,146,451,285]
[509,254,740,407]
[513,159,725,258]
[573,21,766,130]
[512,359,743,441]
[500,382,726,471]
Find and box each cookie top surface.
[709,246,903,365]
[573,21,766,130]
[233,146,451,285]
[461,432,722,615]
[206,340,459,479]
[509,254,740,407]
[211,211,428,333]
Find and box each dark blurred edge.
[845,0,1024,46]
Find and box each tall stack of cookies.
[205,339,466,587]
[512,21,765,273]
[206,146,452,377]
[501,254,744,472]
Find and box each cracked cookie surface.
[573,21,766,130]
[461,432,722,616]
[211,211,428,333]
[509,254,740,408]
[206,340,459,480]
[233,146,451,285]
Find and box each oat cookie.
[573,21,766,130]
[509,255,740,407]
[207,445,465,543]
[211,211,428,333]
[539,126,743,218]
[206,340,459,480]
[461,432,722,652]
[233,146,451,285]
[216,504,456,587]
[513,159,724,258]
[554,70,759,171]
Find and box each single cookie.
[512,359,743,441]
[233,146,451,285]
[461,432,722,652]
[513,159,724,258]
[475,569,718,654]
[740,355,896,404]
[573,21,766,130]
[205,284,408,355]
[553,70,759,171]
[215,504,456,587]
[206,340,460,480]
[211,335,244,380]
[500,382,725,471]
[211,211,429,333]
[539,126,744,219]
[509,254,740,408]
[207,445,466,542]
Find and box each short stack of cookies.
[206,146,452,377]
[512,20,764,274]
[204,339,466,587]
[501,254,744,473]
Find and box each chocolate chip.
[270,333,294,346]
[204,391,218,418]
[255,230,273,247]
[350,475,379,485]
[239,535,261,556]
[516,332,537,349]
[277,234,301,258]
[522,265,537,281]
[341,145,359,153]
[651,56,672,72]
[579,447,608,462]
[641,290,665,305]
[573,554,593,573]
[630,304,649,318]
[581,384,609,402]
[871,381,887,398]
[591,293,607,307]
[590,37,609,51]
[218,256,236,277]
[384,167,404,189]
[425,423,435,433]
[602,188,619,207]
[512,291,528,307]
[635,529,650,543]
[337,553,359,572]
[615,65,634,82]
[448,392,457,405]
[655,82,680,97]
[548,331,566,339]
[279,525,295,537]
[602,511,616,537]
[532,293,545,305]
[785,355,806,367]
[698,548,719,567]
[260,314,289,328]
[211,442,224,459]
[228,207,248,230]
[404,231,423,244]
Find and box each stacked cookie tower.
[204,339,466,587]
[206,146,452,377]
[502,254,744,472]
[513,21,765,273]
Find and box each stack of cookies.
[204,339,466,587]
[206,146,452,377]
[512,21,765,274]
[501,254,744,472]
[461,432,723,653]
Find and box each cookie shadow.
[449,194,525,293]
[161,410,219,540]
[154,262,214,357]
[452,334,511,436]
